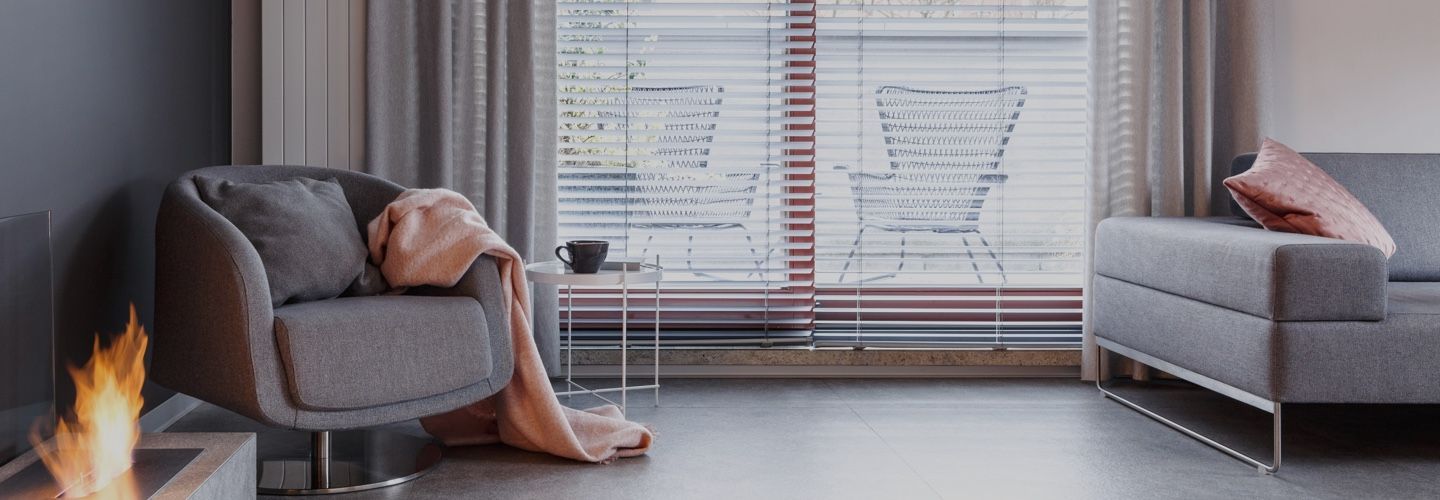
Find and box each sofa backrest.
[1232,152,1440,281]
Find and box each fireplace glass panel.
[0,211,54,465]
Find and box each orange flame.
[30,304,148,499]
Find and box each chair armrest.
[409,254,514,390]
[833,162,1007,184]
[1095,217,1388,321]
[150,178,293,426]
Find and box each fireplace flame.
[30,304,148,498]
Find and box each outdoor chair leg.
[962,236,985,284]
[896,236,907,275]
[838,226,866,283]
[979,236,1006,285]
[686,234,697,273]
[745,235,763,280]
[641,234,656,261]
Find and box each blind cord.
[996,0,1008,349]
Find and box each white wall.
[1268,0,1440,153]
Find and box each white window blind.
[812,0,1088,347]
[556,0,1086,348]
[556,0,817,345]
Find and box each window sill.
[567,347,1079,368]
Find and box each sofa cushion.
[1097,276,1440,404]
[273,295,491,411]
[1386,282,1440,315]
[1094,275,1279,399]
[1224,138,1396,257]
[196,176,368,306]
[1232,151,1440,281]
[1273,282,1440,404]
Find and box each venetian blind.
[811,0,1088,347]
[556,0,817,345]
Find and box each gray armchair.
[150,165,512,494]
[1093,152,1440,474]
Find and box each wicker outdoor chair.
[835,85,1027,283]
[561,85,768,278]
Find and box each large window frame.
[555,0,1085,348]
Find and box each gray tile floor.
[167,379,1440,499]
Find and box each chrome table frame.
[1096,338,1282,474]
[529,257,663,414]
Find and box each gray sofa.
[150,165,513,494]
[1093,152,1440,473]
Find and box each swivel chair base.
[257,429,443,495]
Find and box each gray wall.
[0,0,230,422]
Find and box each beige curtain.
[1082,0,1274,380]
[365,0,561,371]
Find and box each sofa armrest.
[1095,217,1387,321]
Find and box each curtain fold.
[366,0,560,372]
[1082,0,1274,380]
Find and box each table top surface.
[525,259,663,285]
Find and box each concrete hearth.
[0,433,255,499]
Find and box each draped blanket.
[367,188,653,462]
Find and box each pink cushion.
[1224,138,1397,257]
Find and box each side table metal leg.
[655,255,661,407]
[566,284,574,397]
[621,277,628,414]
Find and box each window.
[557,0,1086,348]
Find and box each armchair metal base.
[1096,339,1282,475]
[257,429,443,495]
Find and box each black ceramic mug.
[556,240,609,274]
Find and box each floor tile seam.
[845,405,946,500]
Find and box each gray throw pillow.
[196,176,368,307]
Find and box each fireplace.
[1,448,203,498]
[0,212,256,498]
[0,433,254,498]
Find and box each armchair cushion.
[273,295,492,411]
[196,176,368,306]
[1095,217,1388,321]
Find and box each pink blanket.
[367,188,653,463]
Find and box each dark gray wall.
[0,0,230,423]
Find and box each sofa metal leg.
[1098,381,1281,474]
[1094,338,1281,474]
[257,429,444,495]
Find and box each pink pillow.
[1224,138,1397,257]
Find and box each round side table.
[525,257,662,413]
